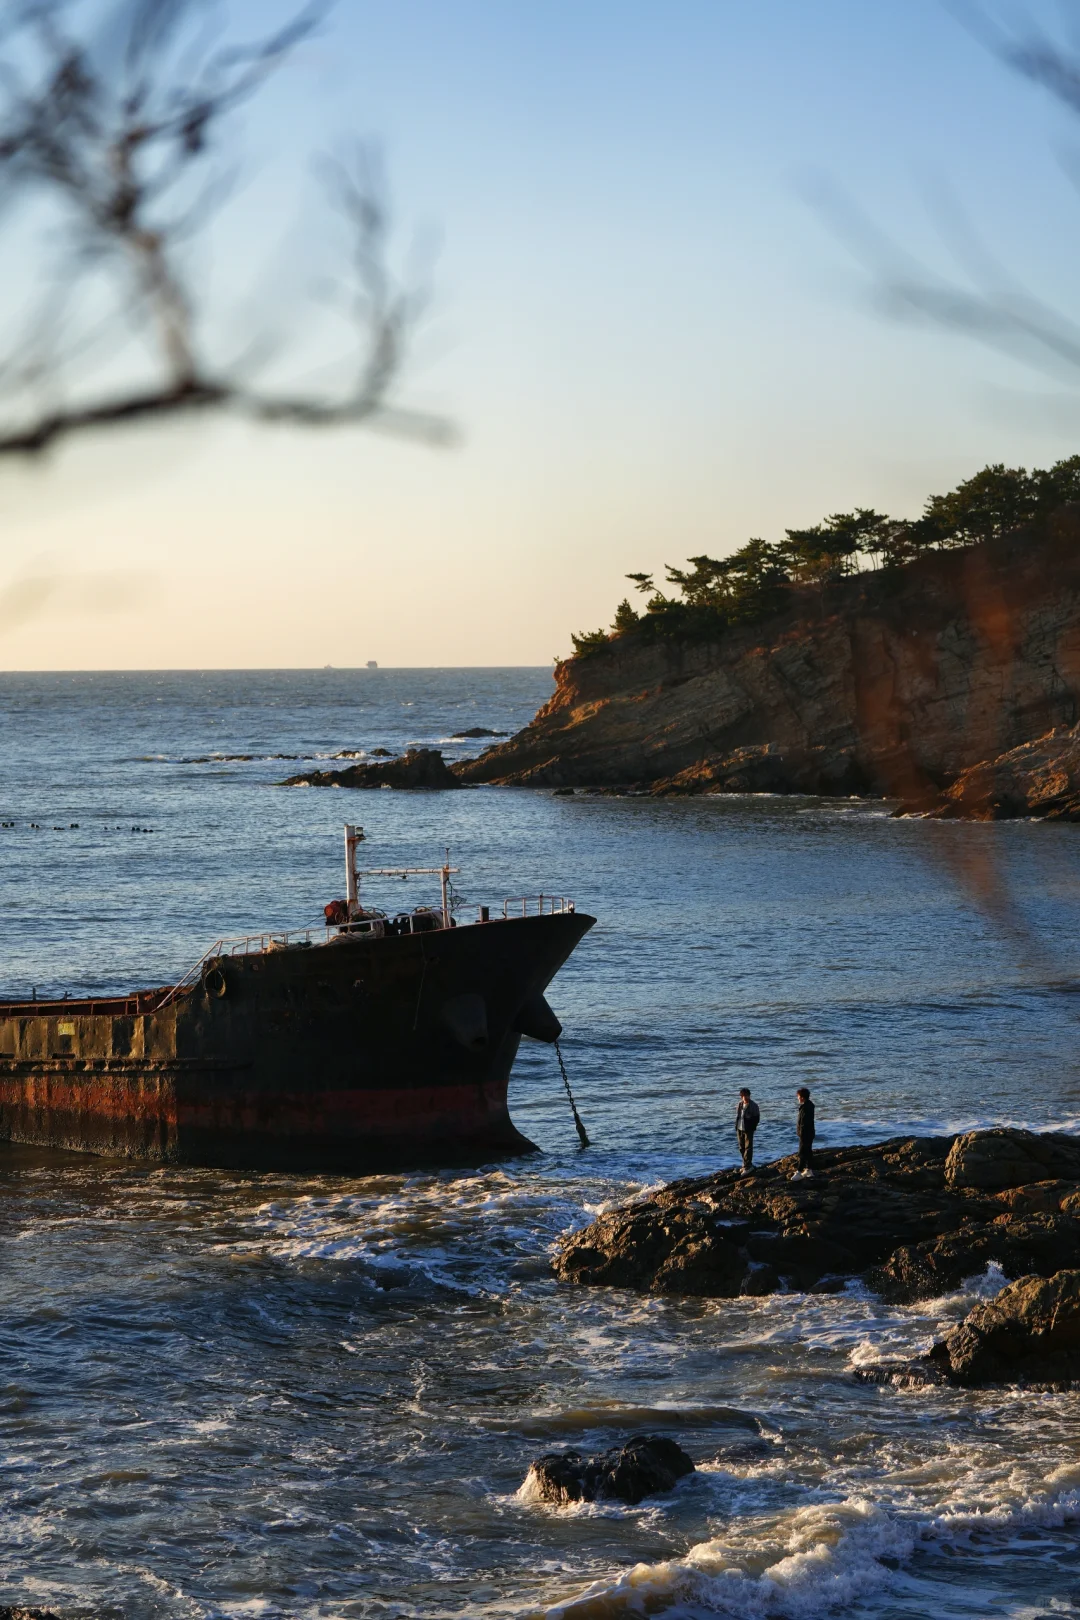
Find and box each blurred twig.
[0,0,448,458]
[814,6,1080,384]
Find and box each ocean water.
[2,667,1080,1619]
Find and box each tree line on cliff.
[571,457,1080,655]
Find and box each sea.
[2,666,1080,1620]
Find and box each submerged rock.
[553,1130,1080,1303]
[521,1434,695,1506]
[856,1269,1080,1389]
[281,747,461,790]
[853,1354,953,1390]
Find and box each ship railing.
[215,928,320,955]
[335,916,384,937]
[152,926,323,1009]
[335,911,443,938]
[153,940,226,1009]
[496,896,576,920]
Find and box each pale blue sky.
[3,0,1080,667]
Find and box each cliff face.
[461,511,1080,800]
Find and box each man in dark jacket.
[735,1088,760,1172]
[794,1087,815,1178]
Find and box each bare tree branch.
[817,7,1080,387]
[0,0,449,458]
[810,172,1080,384]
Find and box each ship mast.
[344,825,459,929]
[345,824,365,915]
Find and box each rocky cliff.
[460,511,1080,802]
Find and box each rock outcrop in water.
[458,514,1080,811]
[521,1434,695,1506]
[920,722,1080,821]
[553,1129,1080,1303]
[282,747,461,790]
[856,1269,1080,1388]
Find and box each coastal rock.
[857,1270,1080,1388]
[456,513,1080,812]
[282,748,461,790]
[994,1179,1080,1216]
[555,1204,751,1296]
[942,1270,1080,1385]
[521,1434,695,1506]
[868,1214,1080,1304]
[554,1130,1080,1302]
[945,1128,1080,1190]
[852,1351,953,1389]
[923,724,1080,820]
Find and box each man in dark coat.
[735,1087,760,1172]
[795,1087,815,1178]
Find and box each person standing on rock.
[735,1087,760,1173]
[794,1087,816,1178]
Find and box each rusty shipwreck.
[0,826,594,1169]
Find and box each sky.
[3,0,1080,669]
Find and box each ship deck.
[0,896,581,1021]
[0,991,171,1016]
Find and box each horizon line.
[0,664,555,676]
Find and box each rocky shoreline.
[553,1129,1080,1383]
[277,728,1080,821]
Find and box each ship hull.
[0,911,594,1170]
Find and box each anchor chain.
[554,1038,590,1148]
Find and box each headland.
[452,464,1080,817]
